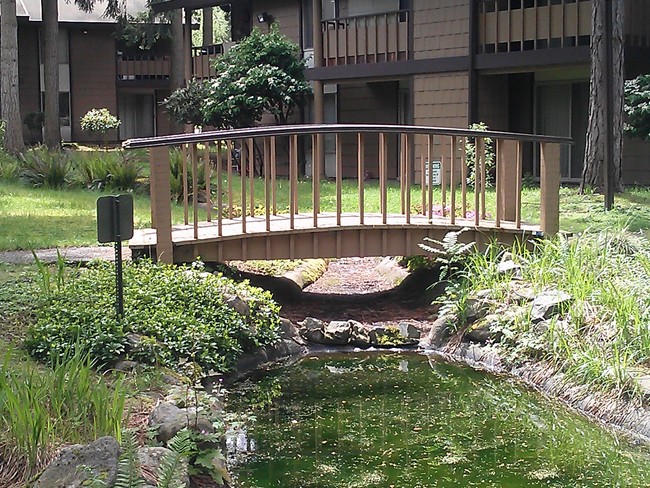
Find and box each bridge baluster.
[264,137,271,232]
[226,140,234,219]
[248,138,255,218]
[241,139,247,234]
[191,143,199,239]
[428,134,434,222]
[461,137,467,219]
[216,140,223,237]
[182,143,189,225]
[270,137,277,216]
[204,141,212,224]
[357,132,365,226]
[336,133,342,227]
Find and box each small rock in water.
[399,322,421,340]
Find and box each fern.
[114,430,144,488]
[419,228,475,281]
[157,430,192,488]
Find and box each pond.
[227,353,650,488]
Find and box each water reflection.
[227,353,650,488]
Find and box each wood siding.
[69,28,118,143]
[412,0,470,60]
[251,0,301,44]
[338,82,399,179]
[622,137,650,185]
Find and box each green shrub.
[25,260,281,373]
[74,150,146,191]
[19,145,74,188]
[80,108,121,138]
[0,118,5,147]
[0,149,19,181]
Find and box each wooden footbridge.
[123,124,570,264]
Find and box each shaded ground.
[275,257,442,325]
[0,246,131,265]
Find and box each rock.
[369,325,417,347]
[464,298,490,322]
[138,446,189,487]
[113,360,139,372]
[323,321,352,345]
[465,315,502,343]
[508,281,536,302]
[422,315,452,348]
[399,322,421,340]
[34,436,120,488]
[299,317,327,343]
[149,402,214,444]
[279,317,298,339]
[225,295,250,317]
[530,290,572,322]
[497,260,522,278]
[349,321,371,348]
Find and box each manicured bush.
[25,260,281,374]
[80,108,121,144]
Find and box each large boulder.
[323,321,352,345]
[422,315,452,348]
[34,437,120,488]
[299,317,327,343]
[149,402,214,444]
[349,321,371,348]
[530,290,572,322]
[399,322,421,340]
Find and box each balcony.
[117,54,171,81]
[192,42,235,79]
[320,10,409,67]
[478,0,592,54]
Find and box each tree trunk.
[170,9,185,134]
[581,0,624,193]
[42,0,61,148]
[0,0,25,152]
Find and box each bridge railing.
[123,124,571,263]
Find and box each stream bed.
[227,352,650,487]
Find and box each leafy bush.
[80,108,121,137]
[465,122,495,187]
[19,145,74,188]
[74,149,146,191]
[624,73,650,140]
[0,118,6,147]
[25,260,281,374]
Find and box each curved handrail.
[122,123,573,149]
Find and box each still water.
[227,353,650,487]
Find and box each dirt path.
[279,257,440,326]
[0,246,131,265]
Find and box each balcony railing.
[192,42,235,79]
[478,0,592,54]
[321,10,409,67]
[117,54,171,80]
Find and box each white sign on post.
[425,160,442,186]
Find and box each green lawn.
[1,179,649,251]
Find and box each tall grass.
[443,229,650,398]
[0,348,127,485]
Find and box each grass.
[0,347,127,485]
[3,176,650,251]
[438,229,650,400]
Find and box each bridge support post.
[149,146,174,263]
[497,139,519,222]
[540,143,560,236]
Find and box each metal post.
[113,196,124,321]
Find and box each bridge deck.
[129,212,539,262]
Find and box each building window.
[40,91,71,127]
